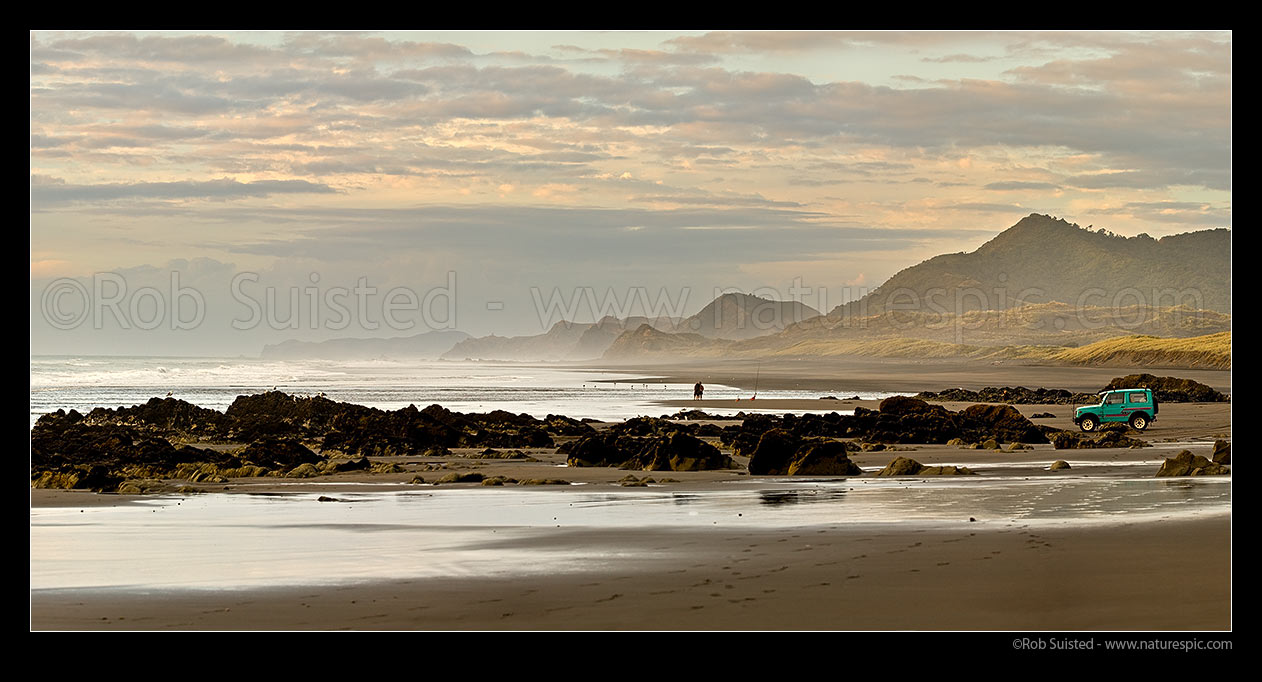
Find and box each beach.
[31,397,1231,631]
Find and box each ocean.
[29,355,907,427]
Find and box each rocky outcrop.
[716,399,1048,448]
[1051,427,1149,449]
[1155,450,1230,476]
[565,432,736,471]
[917,387,1096,405]
[1103,374,1229,402]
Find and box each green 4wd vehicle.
[1073,388,1158,432]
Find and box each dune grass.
[1051,332,1231,369]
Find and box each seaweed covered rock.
[1049,460,1072,471]
[1156,450,1230,476]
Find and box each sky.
[29,30,1232,355]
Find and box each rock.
[747,429,801,475]
[785,440,864,476]
[408,475,427,484]
[875,456,924,476]
[1051,429,1148,449]
[436,472,485,484]
[1103,374,1229,403]
[981,438,1000,450]
[875,456,975,477]
[1049,460,1071,471]
[878,396,946,415]
[624,432,735,471]
[958,404,1046,444]
[285,463,321,478]
[239,438,322,470]
[1156,450,1229,477]
[917,465,976,476]
[1031,412,1056,419]
[1212,440,1230,464]
[518,478,570,485]
[917,387,1095,405]
[567,432,735,471]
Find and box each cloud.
[1086,201,1231,225]
[922,54,996,63]
[983,181,1060,191]
[30,176,339,205]
[940,202,1038,213]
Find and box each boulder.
[1049,460,1072,471]
[436,472,485,484]
[1156,450,1230,477]
[786,440,864,476]
[878,396,948,416]
[1212,440,1230,465]
[285,463,321,478]
[875,456,975,477]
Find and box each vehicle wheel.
[1080,417,1097,433]
[1129,414,1149,432]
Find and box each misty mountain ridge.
[438,292,820,361]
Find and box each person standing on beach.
[694,382,704,400]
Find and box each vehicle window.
[1129,392,1147,403]
[1106,393,1124,405]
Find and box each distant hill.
[440,316,677,361]
[442,292,819,361]
[830,214,1230,318]
[602,324,727,360]
[260,330,470,360]
[677,292,821,340]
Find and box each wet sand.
[30,427,1231,631]
[30,515,1229,630]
